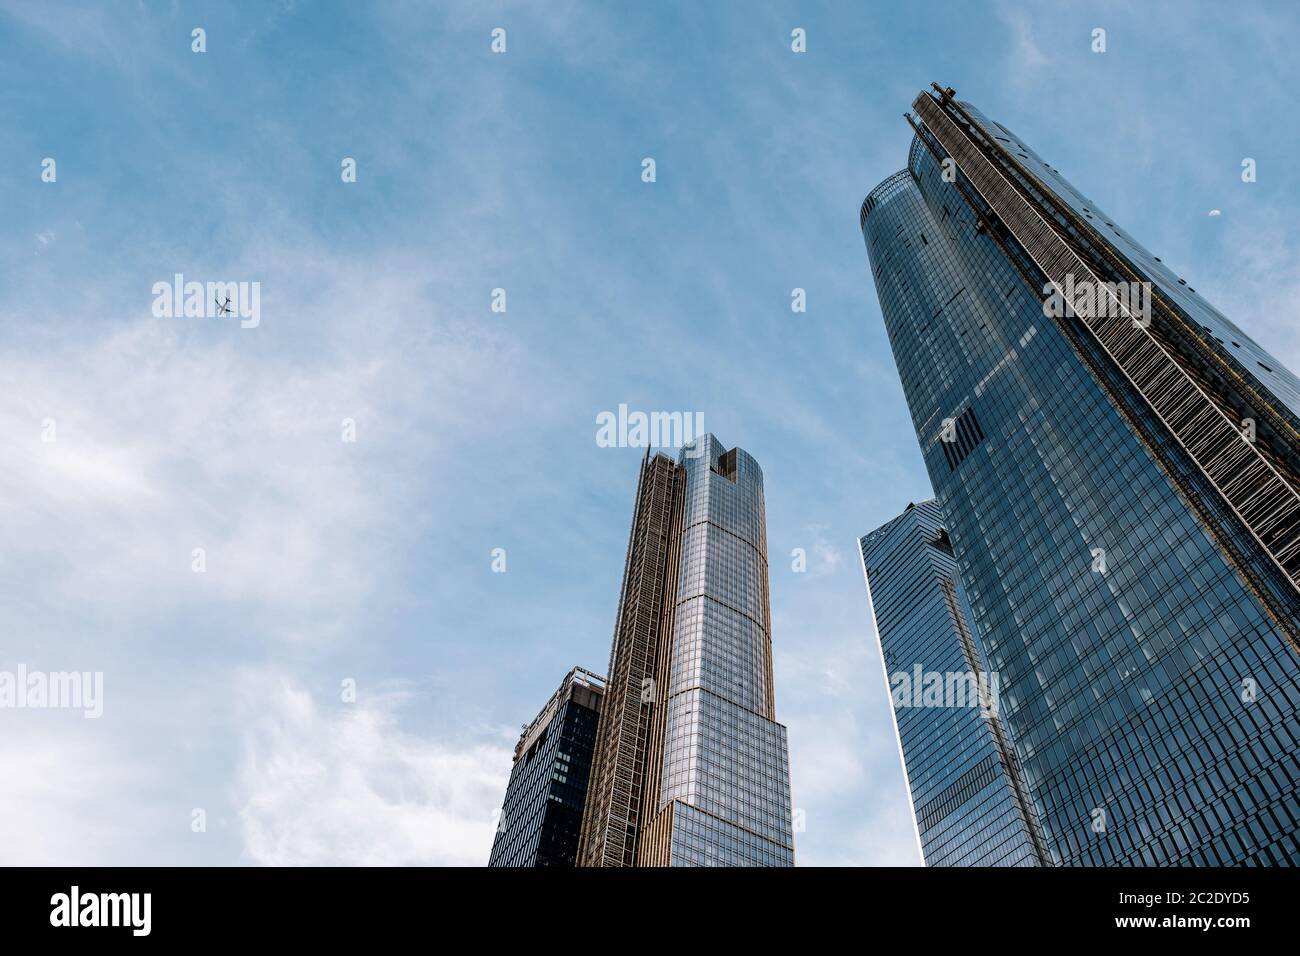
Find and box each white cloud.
[235,671,512,866]
[796,524,846,579]
[776,601,923,865]
[807,801,923,867]
[0,721,143,865]
[0,325,377,634]
[0,254,529,645]
[1204,212,1300,371]
[998,1,1050,78]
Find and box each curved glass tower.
[579,436,794,867]
[860,87,1300,865]
[646,435,793,866]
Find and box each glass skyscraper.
[861,500,1048,866]
[489,667,604,867]
[579,437,795,867]
[860,86,1300,865]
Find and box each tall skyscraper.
[861,500,1048,866]
[859,85,1300,865]
[489,667,604,867]
[578,436,795,867]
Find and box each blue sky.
[2,0,1298,866]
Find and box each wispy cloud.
[234,670,511,866]
[996,0,1050,79]
[5,0,1294,869]
[1203,209,1300,369]
[0,723,142,864]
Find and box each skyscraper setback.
[578,436,795,867]
[861,500,1048,866]
[860,86,1300,865]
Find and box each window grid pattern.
[913,92,1300,587]
[668,800,794,868]
[862,501,1046,866]
[489,679,602,867]
[646,435,795,866]
[861,121,1300,865]
[941,407,987,471]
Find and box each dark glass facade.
[860,88,1300,865]
[861,500,1048,866]
[489,668,604,867]
[580,437,795,866]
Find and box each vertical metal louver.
[577,453,683,867]
[939,406,986,471]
